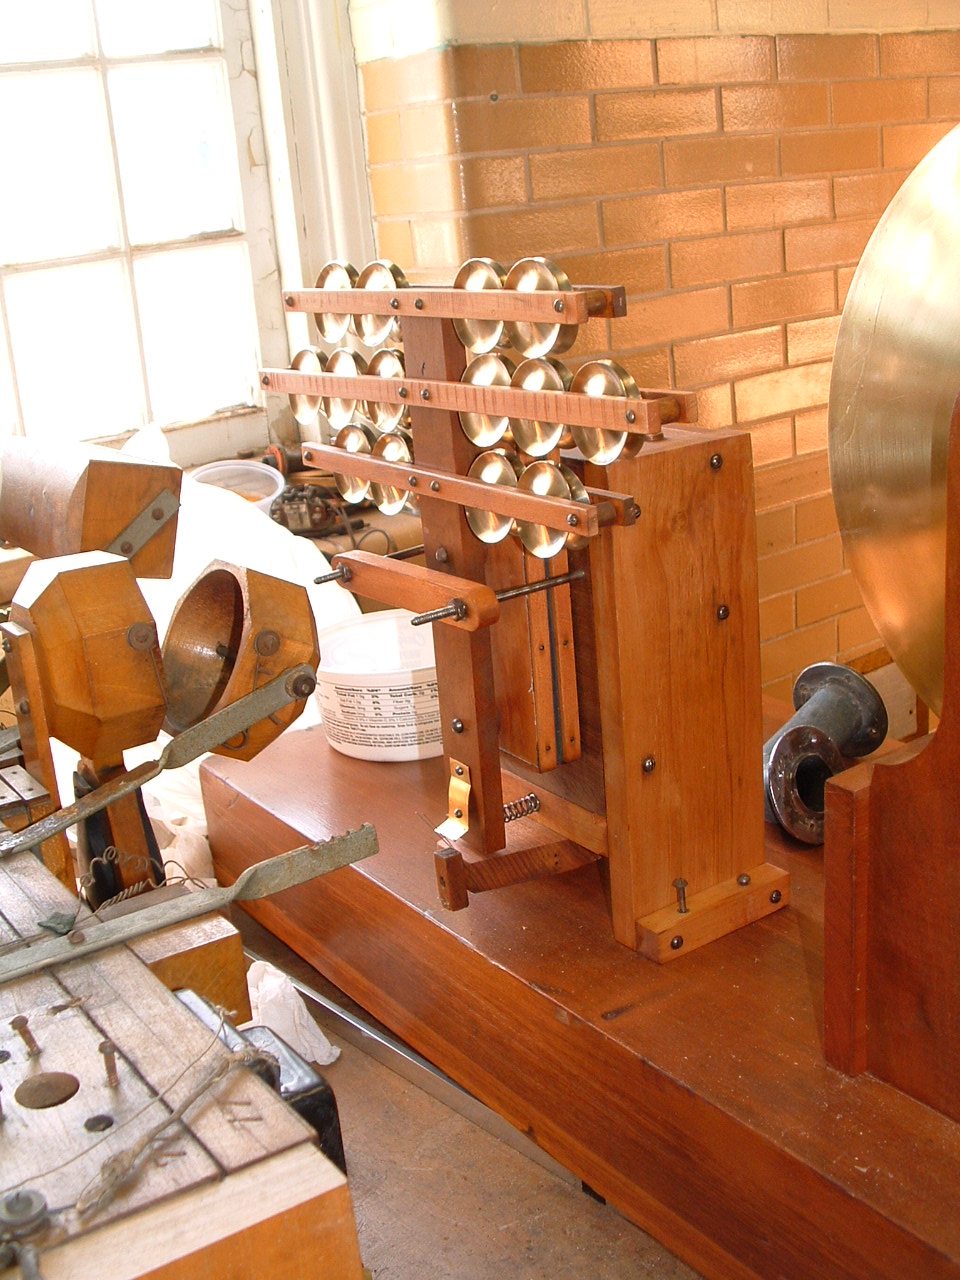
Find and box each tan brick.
[756,504,795,556]
[776,34,878,81]
[722,83,829,133]
[762,673,796,702]
[365,112,404,165]
[795,405,829,453]
[444,0,584,43]
[519,40,655,93]
[725,178,832,230]
[621,347,672,386]
[838,605,880,654]
[694,382,735,427]
[596,88,718,142]
[530,143,661,202]
[665,135,778,186]
[375,218,416,268]
[735,361,831,422]
[760,591,796,641]
[883,122,956,171]
[787,315,841,365]
[781,128,880,176]
[717,0,828,31]
[760,619,837,683]
[671,230,781,288]
[657,35,775,85]
[881,32,960,77]
[750,416,795,467]
[796,571,863,626]
[833,171,906,220]
[602,188,724,246]
[448,44,520,98]
[615,286,729,347]
[360,49,450,113]
[830,0,928,27]
[785,218,875,272]
[454,97,592,154]
[408,216,466,273]
[590,0,716,38]
[837,266,856,306]
[674,326,782,385]
[403,103,460,160]
[930,76,960,119]
[463,204,600,262]
[556,247,667,295]
[832,78,926,128]
[754,451,831,512]
[796,493,839,542]
[732,270,835,328]
[370,156,527,217]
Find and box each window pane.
[0,70,121,265]
[109,60,242,246]
[5,261,146,441]
[0,0,96,62]
[94,0,220,57]
[135,241,260,425]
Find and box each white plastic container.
[315,609,442,761]
[191,459,284,513]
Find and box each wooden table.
[201,718,960,1280]
[0,850,364,1279]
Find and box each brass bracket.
[435,759,471,842]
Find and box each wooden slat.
[282,283,626,323]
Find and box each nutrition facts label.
[319,679,442,751]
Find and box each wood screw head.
[670,935,684,951]
[710,453,723,470]
[642,756,656,773]
[770,889,782,904]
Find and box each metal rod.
[314,543,424,585]
[409,568,586,627]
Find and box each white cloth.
[245,959,339,1065]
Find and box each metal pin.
[410,568,585,627]
[10,1015,40,1057]
[673,878,689,914]
[100,1040,119,1088]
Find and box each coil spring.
[503,792,540,823]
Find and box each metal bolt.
[420,388,431,401]
[430,480,440,492]
[770,889,782,905]
[673,877,689,914]
[709,453,723,471]
[398,386,408,398]
[553,299,564,313]
[454,808,463,818]
[303,450,314,463]
[126,622,155,651]
[567,513,579,527]
[284,295,294,307]
[642,756,656,773]
[10,1015,40,1057]
[451,718,464,734]
[120,540,134,556]
[261,374,270,387]
[455,765,464,777]
[737,873,751,886]
[670,935,684,951]
[151,506,164,520]
[16,699,29,717]
[100,1040,119,1088]
[716,604,730,621]
[390,297,400,309]
[414,297,424,310]
[435,546,449,564]
[626,409,636,424]
[408,475,418,487]
[0,1188,47,1234]
[254,629,281,657]
[288,672,317,700]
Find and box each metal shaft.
[410,568,585,627]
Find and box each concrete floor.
[236,911,701,1280]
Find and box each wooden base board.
[200,718,960,1280]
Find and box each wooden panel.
[132,913,252,1024]
[200,721,960,1280]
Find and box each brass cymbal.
[464,449,522,544]
[453,257,507,354]
[569,359,639,465]
[288,347,327,426]
[509,357,571,457]
[503,257,578,359]
[352,260,408,347]
[459,353,516,446]
[364,348,408,431]
[828,124,960,714]
[369,429,413,515]
[515,460,588,559]
[313,260,358,343]
[332,423,376,503]
[322,347,367,431]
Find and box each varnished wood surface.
[201,715,960,1280]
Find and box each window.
[0,0,279,462]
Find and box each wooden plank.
[282,283,624,323]
[131,914,252,1024]
[201,717,960,1280]
[329,550,499,629]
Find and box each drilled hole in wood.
[15,1071,80,1109]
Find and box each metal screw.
[642,756,656,773]
[716,604,730,621]
[69,930,86,945]
[16,699,29,716]
[120,540,134,556]
[151,506,164,520]
[455,765,464,777]
[553,299,564,313]
[284,295,294,307]
[673,877,689,914]
[435,546,449,564]
[737,873,751,886]
[398,386,408,398]
[430,480,440,492]
[254,629,281,657]
[420,389,431,400]
[303,450,314,463]
[670,935,684,951]
[626,409,636,424]
[451,718,464,734]
[408,475,418,487]
[390,297,400,309]
[770,889,782,904]
[261,374,270,387]
[415,297,424,310]
[288,672,317,700]
[126,622,155,651]
[10,1015,40,1057]
[567,514,579,527]
[709,453,723,470]
[100,1040,119,1088]
[454,808,463,819]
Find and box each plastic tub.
[315,609,442,761]
[191,459,284,513]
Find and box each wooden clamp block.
[435,839,598,910]
[330,550,499,630]
[638,863,789,962]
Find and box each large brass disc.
[828,124,960,715]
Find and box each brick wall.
[356,29,960,699]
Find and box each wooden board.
[0,850,362,1278]
[201,715,960,1280]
